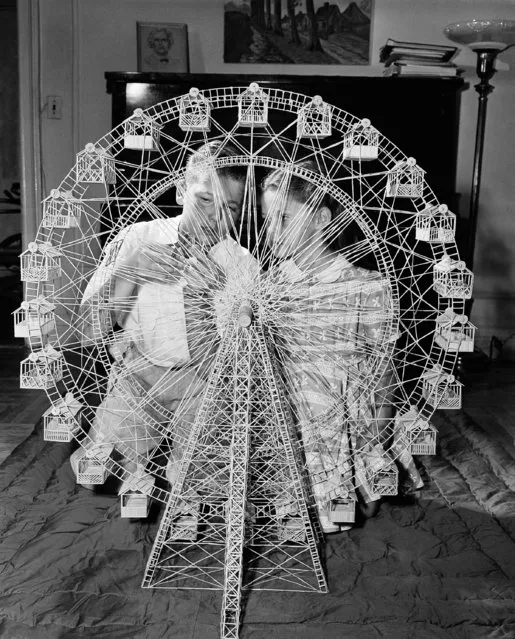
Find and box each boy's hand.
[182,254,225,290]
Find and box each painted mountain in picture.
[224,0,372,64]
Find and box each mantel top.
[105,71,467,93]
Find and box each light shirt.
[278,254,392,367]
[82,216,253,367]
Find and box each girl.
[261,163,423,533]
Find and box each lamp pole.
[467,49,497,272]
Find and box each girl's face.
[262,188,321,260]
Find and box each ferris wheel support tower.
[142,301,327,639]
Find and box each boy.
[72,140,255,487]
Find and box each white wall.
[0,3,19,195]
[25,0,515,352]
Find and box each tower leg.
[220,328,251,639]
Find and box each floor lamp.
[443,19,515,372]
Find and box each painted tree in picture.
[224,0,372,64]
[306,0,323,53]
[287,1,301,45]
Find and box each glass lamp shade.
[444,18,515,51]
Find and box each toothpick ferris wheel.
[16,82,474,639]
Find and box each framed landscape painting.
[224,0,373,65]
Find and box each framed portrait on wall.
[137,22,190,73]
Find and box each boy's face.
[179,173,245,248]
[262,189,318,260]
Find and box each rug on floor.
[0,411,514,639]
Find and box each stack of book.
[380,38,462,77]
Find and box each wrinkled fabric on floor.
[0,412,514,639]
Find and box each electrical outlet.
[47,95,63,119]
